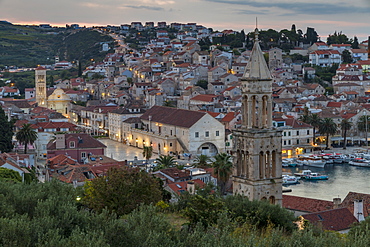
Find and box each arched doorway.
[197,142,218,156]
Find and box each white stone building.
[122,106,225,156]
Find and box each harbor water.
[283,163,370,201]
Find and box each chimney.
[354,199,365,222]
[187,180,195,194]
[55,134,66,149]
[333,197,341,209]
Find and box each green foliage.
[3,180,370,246]
[312,64,338,84]
[0,22,58,67]
[326,31,350,45]
[0,167,22,182]
[225,195,297,233]
[155,155,176,170]
[0,106,14,152]
[319,118,338,149]
[342,50,353,64]
[352,36,359,49]
[340,119,353,149]
[54,29,113,63]
[0,22,113,68]
[183,194,225,228]
[72,100,87,107]
[162,100,174,107]
[194,154,211,168]
[142,145,153,161]
[357,115,370,145]
[83,167,162,216]
[195,79,208,89]
[16,123,38,154]
[212,152,233,194]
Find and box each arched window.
[269,196,275,204]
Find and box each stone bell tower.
[232,29,282,205]
[35,66,47,107]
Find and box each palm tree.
[358,115,370,146]
[155,155,176,170]
[340,119,352,149]
[142,146,153,170]
[299,107,310,123]
[163,100,173,107]
[308,114,322,145]
[319,118,337,150]
[142,146,153,162]
[212,152,233,195]
[16,123,38,154]
[194,154,211,168]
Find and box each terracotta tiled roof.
[90,163,127,176]
[283,195,334,213]
[140,106,206,128]
[221,112,236,123]
[191,94,218,102]
[201,111,221,118]
[35,66,46,70]
[302,208,358,231]
[327,102,342,108]
[159,167,190,180]
[351,49,367,53]
[47,133,106,150]
[47,154,78,168]
[167,179,205,195]
[31,121,78,132]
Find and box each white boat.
[282,175,300,185]
[349,158,370,167]
[282,158,299,167]
[322,153,344,164]
[297,155,326,168]
[294,170,313,178]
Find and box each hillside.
[0,21,114,68]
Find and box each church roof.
[242,29,272,80]
[48,88,70,101]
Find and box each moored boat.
[304,172,329,180]
[349,158,370,167]
[282,174,300,185]
[294,170,313,178]
[297,155,326,168]
[282,158,298,167]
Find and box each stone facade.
[232,29,283,205]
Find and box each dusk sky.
[1,0,369,41]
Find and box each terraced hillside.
[0,21,114,68]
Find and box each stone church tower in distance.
[232,29,283,205]
[35,66,47,107]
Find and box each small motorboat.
[282,175,300,185]
[304,172,329,180]
[349,158,370,167]
[294,170,313,178]
[297,155,326,168]
[282,158,298,167]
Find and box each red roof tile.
[302,208,358,231]
[140,106,206,128]
[283,195,334,213]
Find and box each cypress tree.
[78,60,82,77]
[0,106,14,152]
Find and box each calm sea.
[283,164,370,201]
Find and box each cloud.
[124,5,164,11]
[203,0,369,15]
[235,9,266,15]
